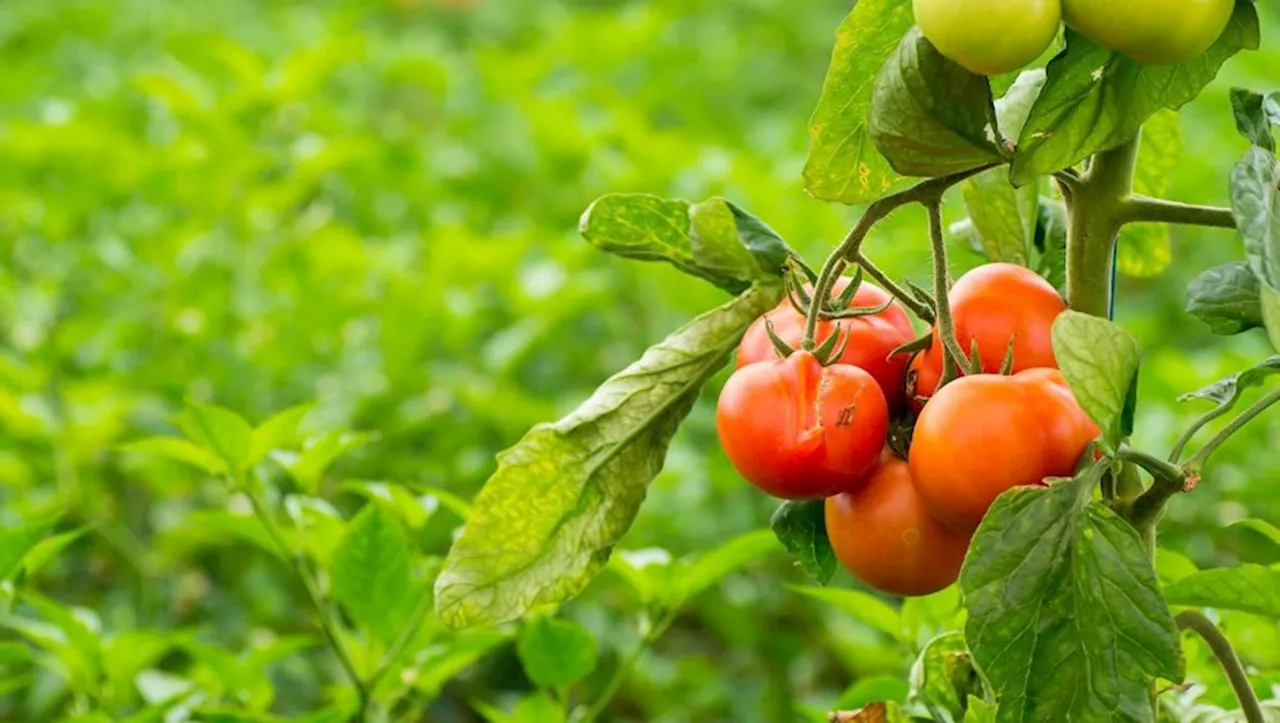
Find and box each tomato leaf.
[1154,548,1200,584]
[802,0,913,204]
[673,530,777,604]
[1178,356,1280,409]
[786,585,903,642]
[1118,110,1182,278]
[961,169,1037,265]
[1263,284,1280,353]
[1186,262,1264,335]
[1164,564,1280,618]
[516,616,598,691]
[1051,311,1141,450]
[1232,146,1280,287]
[908,632,974,721]
[434,284,783,627]
[330,504,414,644]
[1033,199,1068,293]
[579,195,790,294]
[961,467,1182,722]
[770,500,836,585]
[868,27,1003,178]
[1010,2,1260,185]
[993,69,1046,145]
[1230,87,1280,152]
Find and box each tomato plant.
[718,350,890,499]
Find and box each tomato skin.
[1062,0,1233,66]
[909,263,1065,408]
[908,369,1100,533]
[826,452,970,596]
[717,351,889,499]
[913,0,1061,76]
[738,279,915,409]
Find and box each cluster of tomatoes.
[717,263,1100,596]
[913,0,1234,76]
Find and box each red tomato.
[717,350,889,499]
[826,451,970,597]
[908,369,1100,532]
[909,263,1065,407]
[738,279,916,409]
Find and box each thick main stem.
[1067,135,1142,317]
[1177,611,1265,723]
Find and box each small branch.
[1169,402,1235,463]
[367,585,435,693]
[1176,611,1265,723]
[926,201,965,385]
[1119,196,1238,230]
[580,610,678,722]
[1187,387,1280,470]
[852,251,935,324]
[236,473,369,710]
[1117,447,1185,486]
[802,164,998,349]
[1122,446,1188,534]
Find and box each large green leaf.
[1118,110,1182,277]
[1051,312,1141,450]
[770,500,836,585]
[802,0,913,203]
[961,468,1182,722]
[516,616,598,691]
[434,284,783,627]
[1164,565,1280,617]
[330,505,414,644]
[1186,262,1264,335]
[868,27,1003,178]
[1010,2,1260,184]
[579,195,790,294]
[0,518,58,581]
[960,169,1037,265]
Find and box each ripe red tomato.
[738,279,916,409]
[908,369,1100,532]
[826,451,969,597]
[717,350,889,499]
[909,263,1065,407]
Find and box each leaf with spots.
[434,284,784,628]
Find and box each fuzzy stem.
[1066,135,1141,317]
[926,201,965,385]
[1119,197,1237,229]
[1187,387,1280,470]
[853,251,936,323]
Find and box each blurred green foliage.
[0,0,1279,720]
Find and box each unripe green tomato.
[912,0,1061,76]
[1061,0,1233,65]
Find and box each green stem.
[367,585,435,694]
[926,201,965,384]
[802,164,997,349]
[1176,611,1265,723]
[1169,402,1236,463]
[235,472,369,713]
[1187,387,1280,470]
[580,610,678,722]
[1120,447,1188,538]
[1066,135,1141,317]
[853,251,936,324]
[1119,197,1237,229]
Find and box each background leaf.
[0,518,58,581]
[1117,109,1183,277]
[330,505,414,644]
[1164,565,1280,617]
[786,585,902,641]
[516,616,598,691]
[1186,262,1264,335]
[960,170,1037,265]
[674,530,777,604]
[179,404,253,472]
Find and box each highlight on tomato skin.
[716,350,889,500]
[737,278,916,409]
[907,368,1100,533]
[909,262,1066,408]
[825,451,969,597]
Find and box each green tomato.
[1062,0,1234,65]
[913,0,1061,76]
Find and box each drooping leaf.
[961,169,1037,265]
[802,0,913,203]
[330,505,414,644]
[787,585,902,641]
[1231,146,1280,288]
[516,616,598,691]
[908,632,973,721]
[1051,311,1141,449]
[962,467,1182,722]
[1010,3,1260,184]
[0,518,58,581]
[179,403,253,472]
[434,285,783,627]
[579,195,790,293]
[1186,262,1264,335]
[1230,87,1280,152]
[674,530,777,604]
[1178,357,1280,412]
[868,27,1003,178]
[1118,109,1182,277]
[1164,564,1280,617]
[120,437,228,475]
[770,500,836,585]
